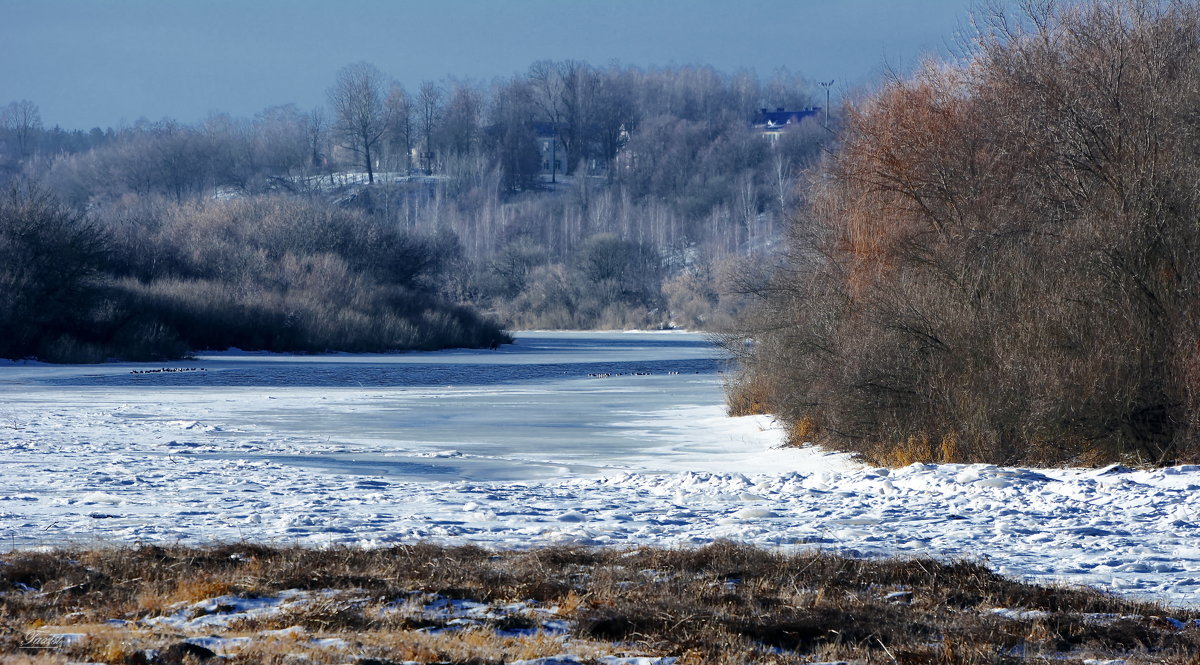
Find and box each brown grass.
[0,542,1197,664]
[724,371,776,417]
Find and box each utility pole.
[819,80,835,127]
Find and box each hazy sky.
[2,0,981,130]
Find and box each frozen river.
[2,332,757,484]
[3,331,1200,608]
[0,331,814,548]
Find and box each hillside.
[1,62,830,356]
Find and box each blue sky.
[2,0,981,130]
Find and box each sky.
[2,0,981,131]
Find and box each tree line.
[0,61,830,361]
[728,0,1200,467]
[0,183,508,362]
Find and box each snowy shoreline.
[2,332,1198,609]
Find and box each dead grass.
[724,371,776,417]
[0,541,1197,664]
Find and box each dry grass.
[1,542,1197,664]
[724,371,776,417]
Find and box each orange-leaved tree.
[730,0,1200,466]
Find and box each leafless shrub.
[732,0,1200,466]
[98,194,509,355]
[0,184,109,361]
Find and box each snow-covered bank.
[1,332,1198,608]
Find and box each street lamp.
[819,79,835,127]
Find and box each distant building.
[532,121,567,178]
[752,107,822,141]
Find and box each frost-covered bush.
[0,188,509,362]
[99,194,509,354]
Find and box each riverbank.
[4,542,1198,665]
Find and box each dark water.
[43,358,719,388]
[34,333,726,389]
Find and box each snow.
[145,590,314,630]
[508,652,676,657]
[2,331,1199,608]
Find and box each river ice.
[1,331,1198,608]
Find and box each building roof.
[531,121,565,139]
[753,107,821,128]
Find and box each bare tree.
[327,62,389,183]
[527,60,566,183]
[416,81,444,175]
[2,100,43,157]
[305,107,328,176]
[384,84,414,174]
[202,112,255,192]
[438,80,483,158]
[485,78,541,193]
[557,60,593,174]
[591,68,639,176]
[254,104,309,178]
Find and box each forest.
[0,62,829,361]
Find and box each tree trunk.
[365,137,375,184]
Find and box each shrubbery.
[0,186,508,362]
[730,0,1200,466]
[0,185,112,361]
[484,233,665,329]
